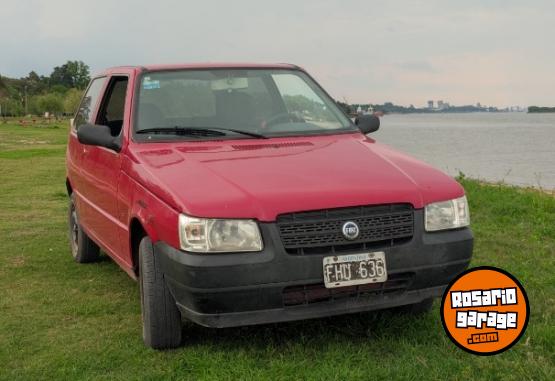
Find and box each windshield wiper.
[136,126,268,139]
[136,127,225,137]
[209,127,268,139]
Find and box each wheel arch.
[66,178,73,196]
[129,217,148,277]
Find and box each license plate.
[323,252,387,288]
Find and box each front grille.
[282,272,415,306]
[277,204,414,255]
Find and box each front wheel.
[139,236,182,349]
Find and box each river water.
[371,112,555,190]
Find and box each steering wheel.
[262,112,305,128]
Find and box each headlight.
[178,214,263,253]
[425,196,470,232]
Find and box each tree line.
[528,106,555,113]
[0,60,90,117]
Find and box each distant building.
[438,100,444,110]
[428,100,434,109]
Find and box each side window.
[74,77,107,129]
[96,76,129,136]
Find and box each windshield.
[134,69,354,139]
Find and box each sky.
[1,0,554,107]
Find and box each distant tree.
[64,88,83,115]
[528,106,555,113]
[336,101,352,115]
[36,93,64,115]
[27,71,40,82]
[283,95,316,113]
[50,60,90,89]
[28,96,41,115]
[23,71,47,95]
[1,61,92,116]
[50,65,73,88]
[283,95,331,120]
[0,98,24,116]
[50,84,69,94]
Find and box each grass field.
[0,120,554,380]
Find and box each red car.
[66,63,473,349]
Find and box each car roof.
[100,62,301,75]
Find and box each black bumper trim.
[165,258,470,294]
[177,285,446,328]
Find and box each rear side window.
[74,77,106,129]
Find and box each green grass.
[0,120,554,380]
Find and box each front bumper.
[155,211,473,328]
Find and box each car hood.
[126,133,464,221]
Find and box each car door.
[69,77,106,184]
[69,76,106,230]
[76,75,129,260]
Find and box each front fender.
[122,171,181,251]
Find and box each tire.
[139,236,182,349]
[68,194,100,263]
[397,297,434,315]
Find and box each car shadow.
[179,306,435,350]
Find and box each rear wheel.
[68,194,100,263]
[139,236,182,349]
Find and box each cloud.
[391,61,437,73]
[1,0,553,107]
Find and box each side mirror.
[77,123,121,152]
[355,114,380,134]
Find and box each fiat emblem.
[342,221,360,240]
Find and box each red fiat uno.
[66,63,472,349]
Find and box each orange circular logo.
[441,266,529,355]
